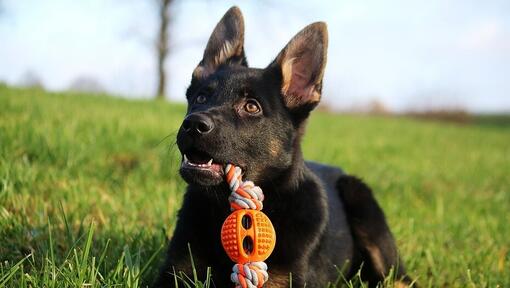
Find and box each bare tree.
[155,0,173,99]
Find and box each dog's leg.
[153,204,216,287]
[337,175,414,287]
[153,232,206,288]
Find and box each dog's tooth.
[183,154,189,163]
[207,159,213,166]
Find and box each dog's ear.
[268,22,328,110]
[193,6,247,79]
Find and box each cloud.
[459,19,510,52]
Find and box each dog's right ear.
[193,6,247,79]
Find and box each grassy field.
[1,84,509,287]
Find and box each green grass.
[1,84,509,287]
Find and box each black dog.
[155,6,411,288]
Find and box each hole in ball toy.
[241,214,252,229]
[243,236,254,254]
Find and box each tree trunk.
[156,0,172,99]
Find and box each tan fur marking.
[265,271,290,287]
[192,66,205,78]
[366,244,386,276]
[195,41,238,79]
[394,280,411,288]
[214,40,234,67]
[280,57,295,96]
[269,139,282,157]
[310,89,321,103]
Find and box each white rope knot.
[231,262,269,288]
[225,164,264,211]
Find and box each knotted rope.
[230,262,269,288]
[224,164,272,288]
[226,164,264,211]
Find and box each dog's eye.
[244,99,261,114]
[195,95,207,104]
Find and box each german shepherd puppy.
[155,6,411,288]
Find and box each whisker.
[156,130,179,148]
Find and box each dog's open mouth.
[180,148,224,179]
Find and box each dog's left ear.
[268,22,328,111]
[193,6,247,79]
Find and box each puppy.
[155,6,411,288]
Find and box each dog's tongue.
[210,163,223,173]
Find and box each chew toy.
[221,164,276,288]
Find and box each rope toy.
[221,164,276,288]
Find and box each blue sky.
[0,0,509,112]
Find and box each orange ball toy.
[221,209,276,264]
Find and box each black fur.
[154,6,411,288]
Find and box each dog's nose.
[182,113,214,135]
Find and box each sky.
[0,0,509,112]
